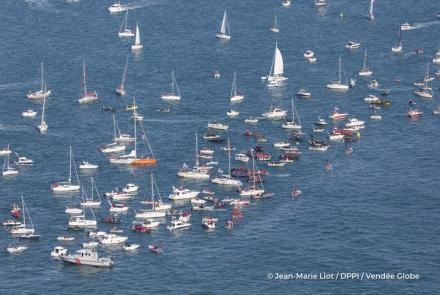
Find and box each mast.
[274,12,277,29]
[22,196,26,228]
[151,173,155,211]
[171,70,175,95]
[231,72,236,97]
[269,43,277,76]
[363,50,367,70]
[369,0,374,20]
[135,24,140,45]
[40,62,44,92]
[121,54,129,87]
[124,10,129,31]
[251,150,256,188]
[41,97,46,124]
[338,57,342,83]
[112,114,117,139]
[82,62,87,97]
[290,97,295,122]
[68,145,72,183]
[133,111,137,156]
[195,133,199,167]
[227,139,231,179]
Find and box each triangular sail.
[230,72,237,97]
[135,25,141,45]
[40,62,44,92]
[220,10,228,35]
[273,43,284,76]
[41,97,46,124]
[369,0,375,20]
[121,54,129,86]
[363,50,368,70]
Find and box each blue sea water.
[1,0,440,294]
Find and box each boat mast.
[151,173,155,211]
[338,57,342,83]
[22,196,26,228]
[274,12,277,29]
[82,62,87,97]
[171,70,175,95]
[121,54,129,87]
[68,145,72,184]
[363,50,367,70]
[195,133,199,167]
[230,72,236,97]
[133,112,137,157]
[41,97,46,124]
[227,139,231,179]
[369,0,374,20]
[40,62,44,92]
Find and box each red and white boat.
[10,204,21,219]
[291,187,302,198]
[329,107,348,120]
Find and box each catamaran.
[115,54,129,96]
[161,69,181,101]
[135,174,167,219]
[359,50,373,76]
[216,10,231,40]
[326,57,349,91]
[10,196,36,236]
[368,0,375,20]
[281,98,302,130]
[118,10,134,37]
[270,12,279,33]
[131,24,143,51]
[78,62,98,104]
[261,42,287,83]
[27,62,51,100]
[2,151,18,176]
[211,139,243,187]
[229,72,244,102]
[177,133,210,180]
[392,28,403,53]
[80,177,102,208]
[37,97,48,133]
[51,146,81,192]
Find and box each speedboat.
[122,183,139,194]
[297,89,311,97]
[167,218,191,231]
[226,110,240,118]
[364,94,380,103]
[57,235,75,241]
[79,161,99,170]
[100,142,126,154]
[407,109,423,118]
[304,50,314,59]
[123,242,140,251]
[61,248,113,268]
[22,109,37,118]
[262,107,287,120]
[201,216,217,230]
[51,246,67,259]
[401,22,416,31]
[168,186,200,200]
[346,41,360,49]
[108,2,127,13]
[235,153,250,162]
[15,156,34,166]
[244,117,258,124]
[7,244,27,254]
[329,107,348,120]
[100,233,128,245]
[207,121,229,130]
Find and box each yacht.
[230,72,244,102]
[37,97,48,133]
[79,161,99,170]
[135,174,167,219]
[235,153,250,162]
[168,186,200,200]
[51,246,67,259]
[226,110,240,118]
[327,58,349,91]
[65,206,83,215]
[14,155,34,166]
[281,98,302,130]
[108,1,127,13]
[161,69,181,101]
[122,183,139,194]
[3,153,18,176]
[262,106,287,120]
[261,43,287,82]
[315,0,327,7]
[211,140,243,187]
[51,146,80,192]
[115,55,129,96]
[61,248,113,268]
[216,10,231,40]
[297,89,311,97]
[118,10,134,37]
[100,233,128,245]
[0,145,12,156]
[208,122,229,130]
[78,62,98,104]
[131,24,143,51]
[244,117,258,124]
[167,218,191,231]
[7,244,27,254]
[346,41,360,49]
[22,109,37,118]
[345,118,365,130]
[392,29,403,53]
[123,243,140,251]
[68,212,97,229]
[270,12,279,33]
[177,133,210,180]
[359,50,373,76]
[80,178,102,208]
[27,63,51,100]
[108,202,128,213]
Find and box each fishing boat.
[27,63,51,99]
[392,28,403,53]
[108,1,127,13]
[22,109,37,117]
[261,43,287,82]
[212,140,243,187]
[135,174,167,219]
[368,0,375,20]
[51,146,80,192]
[51,246,68,259]
[359,50,373,76]
[281,98,302,130]
[7,244,27,254]
[216,10,231,40]
[78,62,98,104]
[10,196,37,236]
[3,152,18,176]
[161,69,181,101]
[270,12,279,33]
[115,54,129,96]
[230,72,244,102]
[37,97,48,133]
[346,41,360,49]
[262,106,287,120]
[131,24,143,51]
[326,57,349,91]
[168,186,200,200]
[80,178,102,208]
[118,10,134,37]
[61,248,113,268]
[401,22,415,31]
[226,110,240,118]
[177,133,210,180]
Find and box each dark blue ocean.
[1,0,440,294]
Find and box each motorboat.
[191,199,214,211]
[100,233,128,245]
[202,216,217,230]
[308,137,329,151]
[213,71,221,79]
[0,145,12,156]
[131,111,143,121]
[282,0,291,7]
[57,235,75,241]
[227,110,240,118]
[79,161,99,170]
[304,50,314,59]
[297,89,311,97]
[208,122,229,130]
[216,10,231,40]
[100,142,126,154]
[273,141,291,149]
[244,117,258,124]
[315,0,327,7]
[65,206,82,215]
[167,218,191,231]
[235,153,250,162]
[7,244,27,254]
[262,107,287,120]
[68,214,97,229]
[370,112,382,120]
[329,107,348,120]
[108,1,127,13]
[2,219,22,226]
[168,186,200,200]
[199,147,214,156]
[106,190,132,201]
[407,109,423,118]
[51,246,68,259]
[109,202,128,213]
[22,109,37,117]
[267,161,286,167]
[14,156,34,166]
[345,118,365,130]
[364,94,379,103]
[149,241,164,254]
[346,41,360,49]
[401,22,416,31]
[61,248,113,268]
[123,242,140,251]
[101,216,121,224]
[433,105,440,115]
[291,187,302,198]
[82,241,99,249]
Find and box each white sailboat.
[161,69,181,101]
[177,133,210,180]
[240,152,265,197]
[359,50,373,76]
[68,208,97,229]
[78,62,98,104]
[27,62,51,100]
[37,97,48,133]
[109,116,138,164]
[392,29,403,53]
[115,54,129,96]
[211,139,243,187]
[230,72,244,102]
[216,10,231,40]
[326,57,349,91]
[2,150,18,176]
[51,146,81,192]
[10,196,36,236]
[112,115,135,143]
[281,98,302,130]
[261,42,287,82]
[270,12,279,33]
[135,174,167,219]
[368,0,375,20]
[131,24,143,51]
[80,177,102,208]
[118,10,134,37]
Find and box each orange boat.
[131,157,157,166]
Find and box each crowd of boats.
[3,0,440,268]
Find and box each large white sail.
[273,45,284,76]
[220,10,228,34]
[135,25,141,45]
[369,0,375,20]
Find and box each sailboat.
[211,139,243,187]
[281,98,302,130]
[161,69,181,101]
[270,12,279,33]
[78,62,98,104]
[131,121,157,166]
[27,62,51,100]
[177,133,210,180]
[135,174,167,219]
[358,50,373,76]
[115,54,129,96]
[68,207,97,229]
[239,151,265,197]
[51,146,81,192]
[392,29,403,53]
[216,10,231,40]
[261,42,287,82]
[10,196,36,236]
[2,148,18,176]
[110,116,139,164]
[131,24,143,51]
[326,57,349,91]
[80,177,102,208]
[37,97,48,133]
[415,66,433,98]
[368,0,375,20]
[112,115,135,143]
[230,72,244,102]
[118,10,134,37]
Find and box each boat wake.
[273,173,291,178]
[0,124,31,132]
[24,0,51,9]
[0,81,31,91]
[413,20,440,29]
[126,0,162,10]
